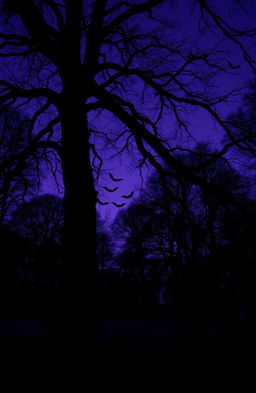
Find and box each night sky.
[0,0,253,221]
[38,0,256,223]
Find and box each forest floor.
[0,302,253,380]
[0,302,255,348]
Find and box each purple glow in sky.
[38,0,256,223]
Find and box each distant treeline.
[1,143,256,326]
[2,80,256,325]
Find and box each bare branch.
[0,80,60,105]
[103,0,165,36]
[198,0,256,70]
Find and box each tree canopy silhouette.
[111,145,256,313]
[0,0,255,304]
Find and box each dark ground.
[1,300,256,351]
[0,300,254,383]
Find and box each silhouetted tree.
[222,83,256,320]
[0,224,25,296]
[0,0,255,306]
[96,213,113,269]
[113,203,153,271]
[10,194,63,293]
[133,144,256,313]
[0,107,40,224]
[11,194,63,245]
[226,79,256,168]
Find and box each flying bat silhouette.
[104,186,118,192]
[109,173,123,182]
[97,199,109,206]
[122,191,135,199]
[112,202,126,208]
[227,61,241,69]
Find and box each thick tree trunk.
[57,98,97,353]
[38,2,99,354]
[57,0,97,306]
[60,101,97,301]
[48,118,96,359]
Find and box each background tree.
[10,194,63,294]
[111,143,256,314]
[227,79,256,171]
[11,194,63,246]
[0,106,40,224]
[96,213,113,270]
[0,224,25,297]
[112,201,160,306]
[224,80,256,320]
[112,203,153,273]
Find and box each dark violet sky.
[40,0,256,223]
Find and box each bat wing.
[227,61,240,69]
[112,202,126,207]
[97,199,109,205]
[122,191,134,199]
[109,173,123,182]
[104,186,118,192]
